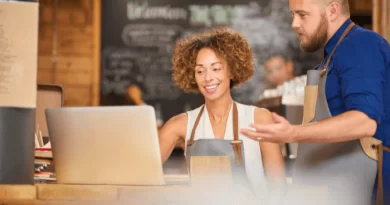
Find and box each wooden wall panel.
[55,71,92,86]
[350,0,373,14]
[37,0,99,106]
[63,86,92,106]
[39,56,93,72]
[37,71,54,84]
[373,0,390,42]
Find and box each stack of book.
[34,145,56,183]
[34,159,55,182]
[34,124,56,182]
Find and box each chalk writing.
[121,24,181,48]
[127,2,187,20]
[188,4,236,27]
[101,47,182,100]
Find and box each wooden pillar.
[92,0,101,106]
[373,0,390,41]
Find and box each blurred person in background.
[264,54,295,88]
[126,84,145,105]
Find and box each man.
[264,54,295,87]
[241,0,390,204]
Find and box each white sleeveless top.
[184,102,267,194]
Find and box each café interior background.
[35,0,377,123]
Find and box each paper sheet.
[0,1,38,108]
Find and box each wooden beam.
[373,0,381,34]
[92,0,101,106]
[373,0,390,42]
[384,0,390,41]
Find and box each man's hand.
[241,110,377,143]
[240,112,298,143]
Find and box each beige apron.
[294,22,382,205]
[376,145,390,205]
[185,102,260,205]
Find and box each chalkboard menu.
[100,0,322,123]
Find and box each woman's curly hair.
[172,27,254,92]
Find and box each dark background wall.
[99,0,323,123]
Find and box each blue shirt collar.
[324,18,353,57]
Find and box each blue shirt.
[316,18,390,146]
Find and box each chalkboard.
[100,0,322,123]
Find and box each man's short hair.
[266,53,292,64]
[339,0,350,15]
[322,0,350,15]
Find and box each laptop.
[45,105,187,186]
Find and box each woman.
[159,28,286,203]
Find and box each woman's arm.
[260,140,286,183]
[254,108,286,182]
[158,113,187,164]
[254,108,287,205]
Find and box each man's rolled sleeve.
[336,38,385,125]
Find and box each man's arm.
[241,34,386,144]
[241,108,378,143]
[294,110,377,142]
[295,34,385,143]
[296,35,385,142]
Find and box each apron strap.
[186,102,243,165]
[187,105,205,146]
[231,102,243,165]
[377,145,390,205]
[320,22,356,77]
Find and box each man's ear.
[326,1,342,21]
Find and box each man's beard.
[299,14,328,53]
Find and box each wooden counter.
[2,156,328,204]
[0,183,189,205]
[0,183,328,205]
